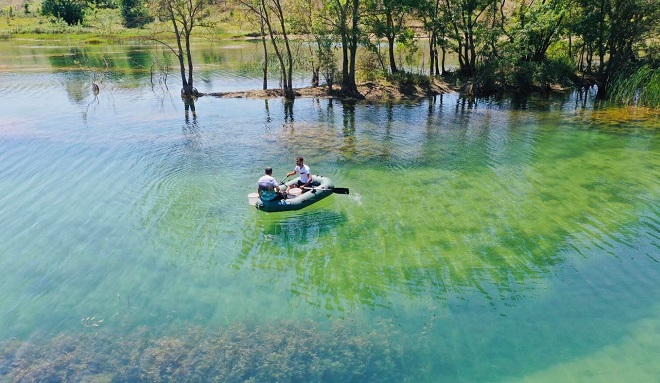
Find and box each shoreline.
[203,78,460,102]
[201,77,585,103]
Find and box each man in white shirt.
[286,156,312,191]
[257,167,283,201]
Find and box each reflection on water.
[0,42,659,382]
[254,208,347,243]
[184,97,198,123]
[236,208,347,276]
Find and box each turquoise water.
[0,44,659,382]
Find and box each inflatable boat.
[255,175,336,212]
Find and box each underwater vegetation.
[0,320,407,383]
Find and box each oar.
[302,186,350,195]
[276,176,293,193]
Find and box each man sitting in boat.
[257,167,284,201]
[285,156,312,192]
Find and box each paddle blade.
[332,187,350,194]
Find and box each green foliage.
[396,27,418,68]
[512,61,538,90]
[91,0,118,8]
[541,56,576,86]
[357,50,387,81]
[0,321,409,382]
[387,70,430,88]
[470,60,500,95]
[570,0,660,97]
[608,64,660,107]
[506,0,568,62]
[315,32,339,90]
[41,0,86,25]
[439,0,495,76]
[472,55,575,95]
[120,0,152,28]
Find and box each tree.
[41,0,86,25]
[323,0,362,97]
[504,0,568,63]
[363,0,415,74]
[599,0,658,98]
[442,0,498,76]
[121,0,153,28]
[235,0,296,99]
[286,0,323,88]
[418,0,447,76]
[316,32,339,91]
[261,0,296,100]
[151,0,211,98]
[572,0,659,98]
[568,1,600,73]
[234,0,271,90]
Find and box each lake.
[0,40,659,382]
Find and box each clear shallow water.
[0,42,659,382]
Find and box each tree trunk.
[260,16,268,90]
[185,29,194,94]
[596,0,606,81]
[441,46,446,75]
[169,7,189,95]
[311,66,319,87]
[274,0,295,100]
[386,11,398,73]
[428,31,436,77]
[334,0,361,98]
[262,0,295,100]
[337,0,351,94]
[346,0,361,97]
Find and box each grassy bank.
[0,2,244,42]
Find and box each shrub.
[479,55,576,94]
[386,71,430,88]
[120,0,153,28]
[473,61,503,95]
[538,56,575,88]
[41,0,86,25]
[357,51,386,82]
